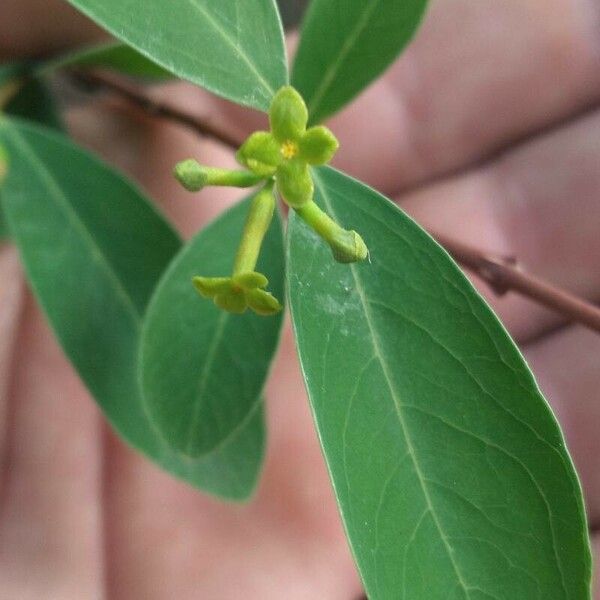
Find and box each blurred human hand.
[1,1,599,598]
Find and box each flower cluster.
[173,86,368,316]
[236,86,338,208]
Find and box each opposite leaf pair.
[175,86,368,316]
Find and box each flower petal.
[233,271,269,290]
[269,86,308,143]
[246,289,283,316]
[276,159,314,208]
[215,290,247,314]
[299,126,339,165]
[192,276,232,298]
[236,131,281,176]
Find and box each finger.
[0,0,103,60]
[0,294,104,599]
[0,246,23,468]
[329,0,600,193]
[102,327,361,599]
[398,107,600,343]
[523,325,600,526]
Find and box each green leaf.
[292,0,429,124]
[0,64,63,242]
[7,82,63,131]
[1,63,62,131]
[140,194,284,457]
[0,63,23,92]
[65,0,288,110]
[287,167,591,599]
[0,117,266,499]
[39,42,174,79]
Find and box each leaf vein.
[187,0,276,98]
[185,310,229,454]
[316,174,472,597]
[307,0,381,118]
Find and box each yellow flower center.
[281,140,298,160]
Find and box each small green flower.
[172,88,368,317]
[236,86,339,208]
[191,183,283,316]
[193,271,282,316]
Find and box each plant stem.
[174,159,264,191]
[434,232,600,334]
[68,70,600,335]
[233,183,275,275]
[70,70,241,148]
[296,199,341,239]
[202,167,264,188]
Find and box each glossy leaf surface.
[40,42,173,78]
[65,0,288,110]
[292,0,429,124]
[140,194,284,457]
[0,118,265,499]
[287,167,591,599]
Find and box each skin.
[1,0,599,597]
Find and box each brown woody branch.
[70,70,600,335]
[434,234,600,334]
[71,70,240,148]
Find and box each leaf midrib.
[314,171,571,597]
[315,173,471,596]
[185,310,229,454]
[1,123,143,329]
[187,0,277,98]
[76,0,278,102]
[4,122,232,466]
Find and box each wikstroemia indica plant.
[0,1,592,598]
[175,85,367,317]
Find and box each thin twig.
[70,70,241,149]
[434,233,600,334]
[69,70,600,335]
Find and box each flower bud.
[174,159,208,191]
[329,229,369,264]
[175,160,263,191]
